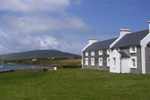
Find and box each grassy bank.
[0,69,150,100]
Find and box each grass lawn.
[0,69,150,100]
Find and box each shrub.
[57,65,63,69]
[40,68,48,72]
[43,68,48,72]
[62,64,82,69]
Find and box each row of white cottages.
[82,21,150,74]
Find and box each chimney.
[120,28,131,37]
[149,21,150,33]
[89,39,97,45]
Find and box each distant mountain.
[0,50,81,60]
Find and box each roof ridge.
[112,29,149,48]
[97,38,117,43]
[131,29,149,34]
[83,37,117,52]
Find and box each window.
[130,46,137,53]
[132,59,136,66]
[91,58,95,66]
[85,58,88,65]
[117,48,120,52]
[85,52,88,56]
[107,58,110,66]
[99,58,103,66]
[113,57,116,68]
[130,57,137,68]
[99,50,103,55]
[91,51,95,56]
[107,49,111,55]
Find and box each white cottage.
[82,21,150,74]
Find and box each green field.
[0,69,150,100]
[5,58,81,66]
[48,59,81,64]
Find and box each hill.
[0,50,81,60]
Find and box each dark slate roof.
[83,38,117,52]
[147,42,150,47]
[112,29,149,48]
[119,51,130,58]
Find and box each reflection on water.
[0,63,49,71]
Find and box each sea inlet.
[0,63,51,72]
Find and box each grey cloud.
[1,15,91,34]
[0,0,70,13]
[0,28,84,55]
[0,29,60,54]
[0,0,92,55]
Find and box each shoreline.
[4,62,55,67]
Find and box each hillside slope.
[0,50,81,60]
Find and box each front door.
[121,58,130,73]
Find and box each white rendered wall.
[140,31,150,74]
[81,53,84,69]
[110,50,121,73]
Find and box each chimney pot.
[120,28,131,37]
[89,39,97,45]
[149,21,150,33]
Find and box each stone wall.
[145,47,150,74]
[120,47,142,73]
[82,46,142,74]
[82,50,109,71]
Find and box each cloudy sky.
[0,0,149,55]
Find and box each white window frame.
[91,58,95,66]
[99,58,103,66]
[130,56,137,68]
[85,58,88,65]
[107,57,110,66]
[91,51,95,56]
[98,50,103,55]
[85,52,88,56]
[129,46,137,53]
[107,49,111,55]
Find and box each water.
[0,63,50,72]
